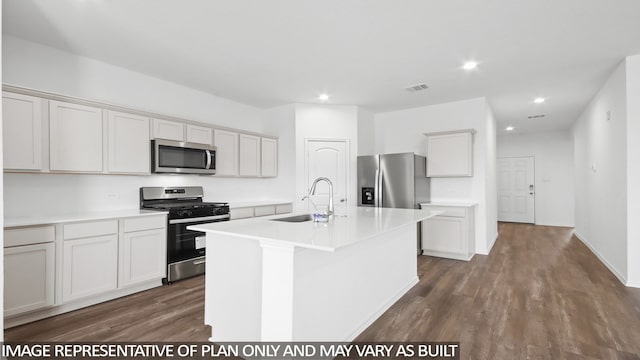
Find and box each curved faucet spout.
[306,177,334,215]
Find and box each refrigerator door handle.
[374,169,381,207]
[379,170,384,207]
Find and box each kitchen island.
[189,206,441,342]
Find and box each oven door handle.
[169,214,230,224]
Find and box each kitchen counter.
[190,206,440,342]
[4,209,167,228]
[190,206,440,252]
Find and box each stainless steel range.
[140,186,229,284]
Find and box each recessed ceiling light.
[462,61,478,70]
[505,126,515,131]
[534,97,545,104]
[318,93,329,101]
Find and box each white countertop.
[189,206,441,252]
[420,200,478,207]
[4,209,167,228]
[228,200,293,209]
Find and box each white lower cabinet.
[120,216,166,287]
[62,234,118,302]
[4,243,55,317]
[420,203,476,261]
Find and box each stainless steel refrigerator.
[357,153,430,253]
[357,153,430,209]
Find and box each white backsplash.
[3,173,293,218]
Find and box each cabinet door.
[426,132,473,177]
[214,130,239,176]
[49,100,103,172]
[261,137,278,177]
[120,229,166,287]
[4,243,55,316]
[239,134,260,176]
[422,216,466,254]
[2,92,43,170]
[107,111,150,174]
[62,235,118,302]
[152,119,184,141]
[186,124,213,145]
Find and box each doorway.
[497,156,535,223]
[303,139,349,215]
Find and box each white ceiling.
[3,0,640,133]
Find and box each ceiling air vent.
[527,114,546,119]
[405,83,429,92]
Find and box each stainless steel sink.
[270,214,314,223]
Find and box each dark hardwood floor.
[6,223,640,359]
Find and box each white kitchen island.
[189,206,441,342]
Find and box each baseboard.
[536,222,575,228]
[573,231,628,286]
[625,281,640,288]
[343,276,419,342]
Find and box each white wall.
[484,104,498,250]
[497,131,575,227]
[374,97,497,254]
[2,35,294,217]
[262,104,297,204]
[357,108,375,155]
[626,55,640,286]
[573,59,628,284]
[294,104,359,212]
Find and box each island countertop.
[188,206,441,252]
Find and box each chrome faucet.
[301,177,334,215]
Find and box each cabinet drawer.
[64,220,118,240]
[4,225,55,248]
[275,203,293,214]
[420,205,466,217]
[254,205,275,217]
[230,207,254,220]
[123,215,166,233]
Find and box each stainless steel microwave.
[151,139,216,175]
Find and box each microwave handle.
[205,150,212,169]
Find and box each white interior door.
[305,140,348,215]
[497,156,535,223]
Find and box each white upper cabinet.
[239,134,261,177]
[214,129,239,176]
[425,129,475,177]
[107,111,150,174]
[2,92,43,171]
[186,124,213,145]
[261,137,278,177]
[49,100,103,172]
[152,118,184,141]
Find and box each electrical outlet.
[607,110,611,121]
